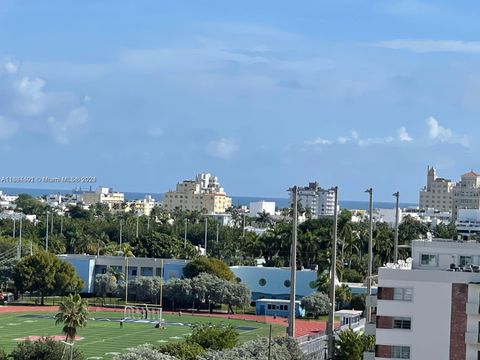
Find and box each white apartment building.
[296,182,335,218]
[162,173,232,214]
[366,239,480,360]
[453,171,480,221]
[249,201,276,217]
[127,195,156,216]
[419,166,454,212]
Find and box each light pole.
[365,188,373,324]
[327,186,339,360]
[393,192,400,263]
[136,213,140,238]
[45,211,49,251]
[51,211,54,234]
[216,222,219,243]
[184,218,188,249]
[18,216,22,259]
[288,185,298,337]
[204,217,208,255]
[12,218,16,239]
[119,219,123,247]
[242,213,246,238]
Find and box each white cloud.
[305,137,334,146]
[426,116,469,147]
[358,136,395,147]
[4,61,18,74]
[147,128,164,137]
[337,136,349,144]
[371,39,480,54]
[0,116,19,139]
[206,138,239,159]
[398,126,413,142]
[0,62,89,144]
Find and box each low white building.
[366,239,480,360]
[249,201,276,217]
[373,208,403,228]
[456,209,480,239]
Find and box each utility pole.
[18,217,22,259]
[13,218,16,239]
[204,217,208,255]
[393,192,400,263]
[119,220,123,247]
[327,186,339,360]
[242,213,246,238]
[184,218,188,249]
[288,186,298,337]
[136,213,139,238]
[51,211,54,234]
[365,188,373,324]
[147,216,150,232]
[60,214,63,235]
[45,211,49,251]
[216,222,219,243]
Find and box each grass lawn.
[0,311,285,359]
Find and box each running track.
[0,305,334,338]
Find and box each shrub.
[157,341,205,360]
[114,344,177,360]
[301,292,330,318]
[198,336,304,360]
[0,348,7,360]
[188,323,238,351]
[9,338,84,360]
[335,329,374,360]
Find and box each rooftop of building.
[463,170,480,177]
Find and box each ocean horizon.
[0,186,418,211]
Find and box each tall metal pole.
[216,223,219,243]
[18,217,22,259]
[184,219,188,249]
[60,214,63,235]
[119,220,123,247]
[124,256,129,304]
[147,216,150,232]
[13,218,16,239]
[288,186,298,337]
[160,259,164,307]
[136,213,139,238]
[51,211,54,234]
[268,324,273,360]
[365,188,373,323]
[242,213,246,238]
[45,211,49,251]
[327,187,339,360]
[393,192,400,263]
[204,217,208,255]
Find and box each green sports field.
[0,311,285,359]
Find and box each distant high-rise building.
[295,182,335,217]
[419,166,454,212]
[452,171,480,220]
[162,173,232,214]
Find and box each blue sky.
[0,0,479,202]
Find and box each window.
[420,254,437,266]
[284,280,291,288]
[259,278,267,286]
[267,304,273,310]
[279,305,288,311]
[393,317,411,330]
[392,346,410,359]
[394,288,413,301]
[460,256,473,267]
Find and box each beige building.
[82,187,125,208]
[163,173,232,214]
[452,171,480,220]
[419,166,454,212]
[126,195,156,216]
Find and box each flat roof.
[256,299,301,304]
[336,310,363,316]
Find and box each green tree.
[94,274,118,297]
[335,329,375,360]
[55,294,89,343]
[301,292,330,318]
[12,252,83,305]
[114,345,176,360]
[183,257,234,281]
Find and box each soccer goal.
[124,304,163,322]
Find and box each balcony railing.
[464,331,480,344]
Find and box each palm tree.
[55,293,89,344]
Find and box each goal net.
[124,304,163,323]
